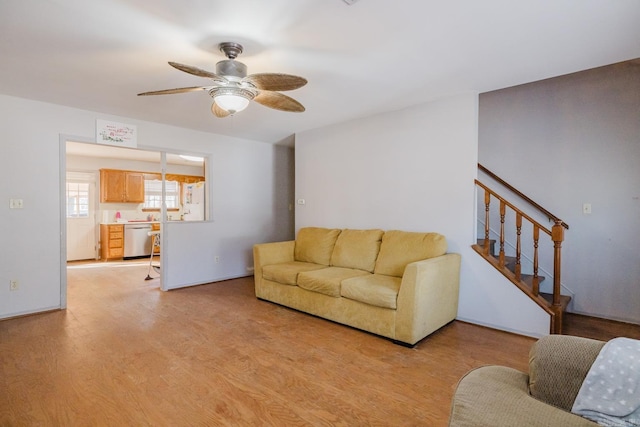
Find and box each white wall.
[0,94,294,318]
[163,136,294,289]
[295,93,549,337]
[479,60,640,325]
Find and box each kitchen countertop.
[101,221,160,225]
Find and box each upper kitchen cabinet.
[100,169,145,203]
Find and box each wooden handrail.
[478,163,569,230]
[475,180,551,236]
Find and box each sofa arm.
[253,240,295,267]
[253,240,295,284]
[395,253,461,345]
[528,335,605,412]
[449,366,597,427]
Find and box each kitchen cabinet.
[100,224,124,260]
[100,169,145,203]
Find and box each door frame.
[59,134,95,309]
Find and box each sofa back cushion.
[373,230,447,277]
[294,227,341,265]
[330,229,384,272]
[529,335,605,412]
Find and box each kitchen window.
[143,179,180,210]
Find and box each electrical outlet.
[215,256,220,264]
[9,280,19,291]
[9,199,24,209]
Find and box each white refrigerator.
[182,181,205,221]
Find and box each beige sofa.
[253,227,461,346]
[449,335,604,426]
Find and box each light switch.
[297,199,306,205]
[582,203,592,214]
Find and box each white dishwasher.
[124,223,152,258]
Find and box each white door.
[66,172,97,261]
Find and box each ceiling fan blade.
[137,86,207,96]
[211,102,231,118]
[253,90,305,112]
[243,73,307,91]
[168,62,228,84]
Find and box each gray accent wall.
[479,59,640,324]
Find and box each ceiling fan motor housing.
[216,60,247,80]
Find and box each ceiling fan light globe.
[212,86,255,115]
[215,94,250,114]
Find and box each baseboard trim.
[0,306,62,322]
[455,316,546,339]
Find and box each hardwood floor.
[563,312,640,341]
[0,260,636,426]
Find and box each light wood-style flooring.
[564,311,640,341]
[0,260,637,426]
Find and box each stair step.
[520,274,545,287]
[476,239,496,255]
[504,255,516,270]
[541,293,572,311]
[499,257,547,286]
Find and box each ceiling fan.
[138,42,307,117]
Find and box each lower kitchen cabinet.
[100,224,124,260]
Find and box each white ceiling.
[1,0,639,144]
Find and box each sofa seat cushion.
[262,262,328,286]
[374,230,448,277]
[294,227,341,265]
[298,267,370,297]
[340,274,401,309]
[330,228,384,272]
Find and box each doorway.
[61,138,207,294]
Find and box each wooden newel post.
[551,219,564,333]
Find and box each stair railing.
[478,164,569,230]
[475,164,568,334]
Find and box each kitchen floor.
[66,257,161,286]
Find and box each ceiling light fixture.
[210,43,255,115]
[210,86,255,115]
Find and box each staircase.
[474,164,571,334]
